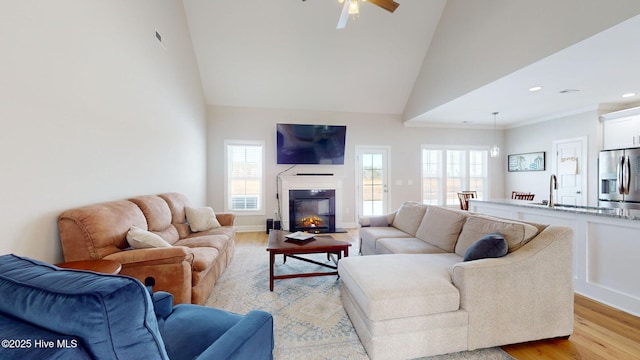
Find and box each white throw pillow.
[126,226,172,249]
[185,206,222,232]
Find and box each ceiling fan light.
[348,0,359,15]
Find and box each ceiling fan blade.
[336,0,350,29]
[368,0,400,13]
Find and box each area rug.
[205,244,514,360]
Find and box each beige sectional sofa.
[58,192,235,305]
[339,201,574,360]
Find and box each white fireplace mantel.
[278,175,344,231]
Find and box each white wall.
[0,1,207,263]
[208,106,504,230]
[504,111,601,205]
[404,0,640,121]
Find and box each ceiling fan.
[336,0,399,29]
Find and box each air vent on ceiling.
[155,29,167,50]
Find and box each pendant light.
[490,112,500,158]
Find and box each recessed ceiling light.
[529,86,543,92]
[559,89,580,94]
[622,92,637,98]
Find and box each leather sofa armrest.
[103,246,193,266]
[196,310,274,360]
[215,213,235,227]
[104,247,194,304]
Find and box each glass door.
[356,146,389,217]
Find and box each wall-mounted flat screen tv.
[276,124,347,165]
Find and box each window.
[421,149,442,205]
[362,153,384,216]
[225,140,264,214]
[421,146,488,206]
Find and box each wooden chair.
[457,191,476,210]
[512,191,535,201]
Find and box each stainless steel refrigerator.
[598,148,640,209]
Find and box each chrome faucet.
[549,174,558,207]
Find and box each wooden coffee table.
[266,230,351,291]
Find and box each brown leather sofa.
[58,192,235,305]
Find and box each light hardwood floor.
[502,294,640,360]
[235,231,640,360]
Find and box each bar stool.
[457,191,476,210]
[512,191,535,200]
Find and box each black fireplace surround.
[289,189,336,233]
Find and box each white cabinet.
[601,107,640,150]
[602,115,640,149]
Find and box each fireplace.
[289,189,336,233]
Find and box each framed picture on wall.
[508,152,545,172]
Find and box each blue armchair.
[0,254,274,360]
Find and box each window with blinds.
[225,141,264,214]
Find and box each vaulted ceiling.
[183,0,640,128]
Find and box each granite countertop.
[470,198,640,221]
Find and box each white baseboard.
[235,222,359,233]
[341,222,358,230]
[235,225,267,233]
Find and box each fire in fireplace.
[289,189,336,233]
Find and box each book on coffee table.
[285,231,315,241]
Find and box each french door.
[356,146,390,218]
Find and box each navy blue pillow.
[463,232,508,261]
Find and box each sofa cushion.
[158,192,190,221]
[455,215,539,257]
[188,226,237,241]
[415,206,467,252]
[186,207,222,232]
[392,202,428,236]
[360,227,413,252]
[175,234,231,252]
[0,254,169,359]
[189,247,220,273]
[463,233,508,261]
[127,226,173,249]
[159,305,274,360]
[338,254,461,321]
[376,238,447,255]
[158,193,193,239]
[129,195,180,244]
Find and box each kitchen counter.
[473,198,640,220]
[468,199,640,317]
